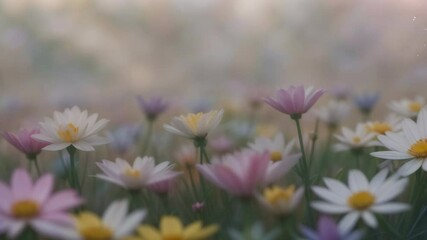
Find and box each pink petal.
[0,182,12,213]
[293,86,306,113]
[32,174,54,204]
[42,190,82,213]
[304,89,325,113]
[11,169,33,200]
[38,212,74,225]
[214,165,245,195]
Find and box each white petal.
[338,212,360,234]
[369,169,389,192]
[43,143,71,151]
[397,160,422,176]
[371,203,410,214]
[361,211,377,228]
[312,187,346,204]
[72,142,95,151]
[311,202,350,214]
[376,178,408,203]
[114,210,147,237]
[30,220,79,239]
[323,178,352,196]
[370,151,412,160]
[103,200,129,229]
[348,170,369,192]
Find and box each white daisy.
[32,106,110,151]
[163,109,224,139]
[315,99,351,128]
[364,115,401,137]
[312,169,409,234]
[389,96,425,119]
[95,156,181,190]
[248,133,295,162]
[49,199,146,240]
[371,107,427,176]
[333,124,380,152]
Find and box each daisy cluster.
[0,87,426,240]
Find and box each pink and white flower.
[0,169,82,238]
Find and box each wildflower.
[55,199,146,240]
[136,96,169,121]
[315,100,351,129]
[353,92,380,115]
[264,85,325,118]
[132,215,218,240]
[364,116,401,137]
[209,135,234,154]
[330,85,351,101]
[163,110,224,139]
[333,124,380,152]
[2,127,48,158]
[389,96,424,119]
[371,107,427,176]
[300,216,363,240]
[107,124,140,155]
[96,156,181,190]
[174,144,197,166]
[248,133,295,162]
[32,106,110,151]
[312,169,409,233]
[192,202,205,212]
[0,169,82,238]
[196,150,294,197]
[256,185,304,215]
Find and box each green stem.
[308,118,320,168]
[129,190,140,211]
[141,120,154,155]
[292,116,314,225]
[67,146,81,194]
[186,164,200,200]
[33,155,41,177]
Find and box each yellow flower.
[164,110,224,139]
[129,215,218,240]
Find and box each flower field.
[1,86,427,240]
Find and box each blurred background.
[0,0,426,126]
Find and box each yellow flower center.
[80,225,113,240]
[408,101,422,113]
[57,123,79,142]
[368,122,392,135]
[263,185,295,205]
[124,168,141,178]
[347,191,375,210]
[184,112,204,133]
[408,139,427,158]
[352,136,361,144]
[12,200,40,218]
[270,151,282,162]
[164,235,184,240]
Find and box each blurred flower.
[264,86,325,118]
[228,222,280,240]
[300,216,363,240]
[226,120,254,140]
[330,85,351,101]
[147,178,177,195]
[255,124,279,138]
[164,109,224,139]
[96,156,181,190]
[364,117,401,137]
[256,185,304,215]
[389,96,425,119]
[312,169,409,233]
[353,92,380,115]
[133,215,218,240]
[2,127,48,157]
[32,106,110,151]
[371,107,427,176]
[107,124,140,155]
[249,133,295,162]
[0,169,83,239]
[209,135,234,154]
[174,144,197,166]
[55,199,146,240]
[333,124,380,152]
[136,96,169,121]
[197,150,295,197]
[315,100,351,129]
[192,202,205,212]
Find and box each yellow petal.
[160,216,184,236]
[183,221,202,238]
[74,212,102,229]
[137,226,162,240]
[188,225,219,239]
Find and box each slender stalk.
[129,190,140,211]
[292,116,314,225]
[186,164,200,200]
[308,118,320,168]
[67,146,81,194]
[20,227,37,240]
[141,120,154,155]
[27,155,42,177]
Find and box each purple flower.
[192,202,205,212]
[136,96,169,121]
[353,92,380,114]
[300,216,363,240]
[2,128,49,158]
[264,86,325,118]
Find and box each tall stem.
[292,116,314,225]
[67,146,81,194]
[141,120,154,155]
